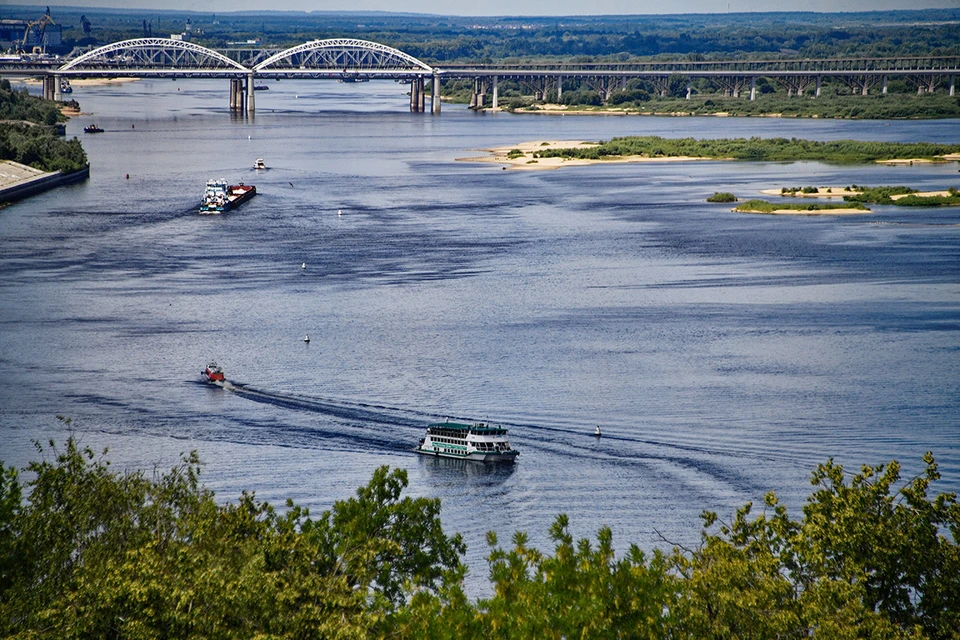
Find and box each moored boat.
[83,124,103,133]
[199,179,256,214]
[202,362,225,382]
[416,420,518,462]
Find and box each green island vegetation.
[780,186,845,194]
[2,433,958,638]
[533,136,960,164]
[844,185,960,206]
[0,80,87,173]
[734,199,869,213]
[706,192,737,202]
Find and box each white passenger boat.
[416,420,518,462]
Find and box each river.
[1,78,958,594]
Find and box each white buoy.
[594,425,602,437]
[304,334,310,343]
[338,209,342,216]
[301,262,306,270]
[248,135,251,140]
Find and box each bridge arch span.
[254,38,433,76]
[59,38,249,74]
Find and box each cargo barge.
[199,179,256,214]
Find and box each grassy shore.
[734,199,871,215]
[533,136,960,164]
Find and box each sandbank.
[22,77,140,87]
[760,188,860,198]
[458,140,715,171]
[890,190,953,199]
[736,207,872,216]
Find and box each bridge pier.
[469,78,485,110]
[409,76,426,112]
[42,75,56,101]
[246,74,255,115]
[557,76,563,101]
[750,77,756,101]
[686,84,692,100]
[882,76,888,94]
[816,75,821,97]
[53,74,62,102]
[492,75,498,110]
[432,72,441,113]
[229,78,246,112]
[950,75,955,97]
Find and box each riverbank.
[0,160,89,205]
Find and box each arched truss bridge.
[56,37,435,78]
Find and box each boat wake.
[215,379,433,431]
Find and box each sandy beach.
[457,139,715,171]
[21,77,140,88]
[759,188,861,198]
[736,207,872,215]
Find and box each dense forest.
[1,434,958,638]
[6,6,959,118]
[7,6,959,62]
[0,79,86,173]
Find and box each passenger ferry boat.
[202,362,225,382]
[416,420,518,462]
[199,179,256,214]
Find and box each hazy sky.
[28,0,960,15]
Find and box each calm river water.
[2,79,959,594]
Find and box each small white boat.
[301,262,306,270]
[253,158,266,170]
[303,334,310,343]
[594,425,602,437]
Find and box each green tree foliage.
[0,80,87,173]
[2,437,957,638]
[0,79,65,124]
[0,436,464,639]
[707,192,737,202]
[0,123,88,172]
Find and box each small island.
[733,200,871,215]
[758,185,960,207]
[464,136,960,171]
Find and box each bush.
[707,192,737,202]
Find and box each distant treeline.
[534,136,960,163]
[1,435,957,638]
[0,79,87,173]
[27,6,960,62]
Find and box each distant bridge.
[3,37,959,114]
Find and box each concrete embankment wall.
[0,164,90,204]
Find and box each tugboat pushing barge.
[199,179,256,214]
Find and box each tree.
[0,436,465,639]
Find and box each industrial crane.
[20,13,55,55]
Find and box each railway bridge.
[3,37,959,115]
